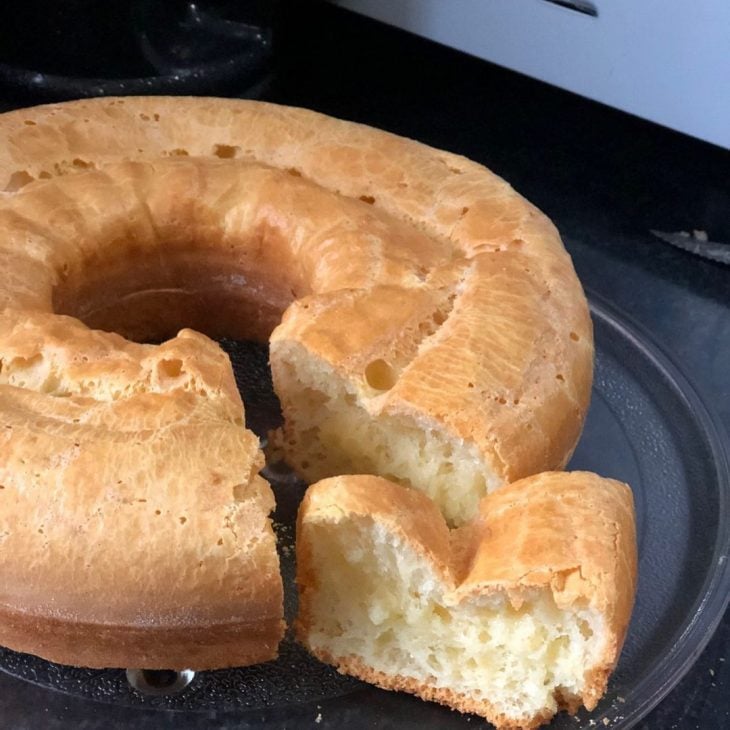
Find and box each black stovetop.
[0,3,727,728]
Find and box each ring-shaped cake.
[0,98,595,674]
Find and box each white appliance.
[332,0,730,149]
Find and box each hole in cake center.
[52,245,301,344]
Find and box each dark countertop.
[0,2,727,728]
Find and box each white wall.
[333,0,730,149]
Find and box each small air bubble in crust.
[364,359,396,391]
[213,144,239,159]
[158,359,184,379]
[4,170,34,192]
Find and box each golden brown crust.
[0,97,593,669]
[296,473,637,727]
[0,380,285,668]
[0,607,282,671]
[0,96,593,486]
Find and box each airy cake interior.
[302,516,605,722]
[273,345,500,526]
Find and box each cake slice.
[296,472,637,729]
[0,313,284,669]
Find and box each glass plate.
[1,295,728,729]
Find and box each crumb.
[603,719,610,726]
[315,712,322,724]
[710,668,715,676]
[617,696,625,703]
[692,229,708,241]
